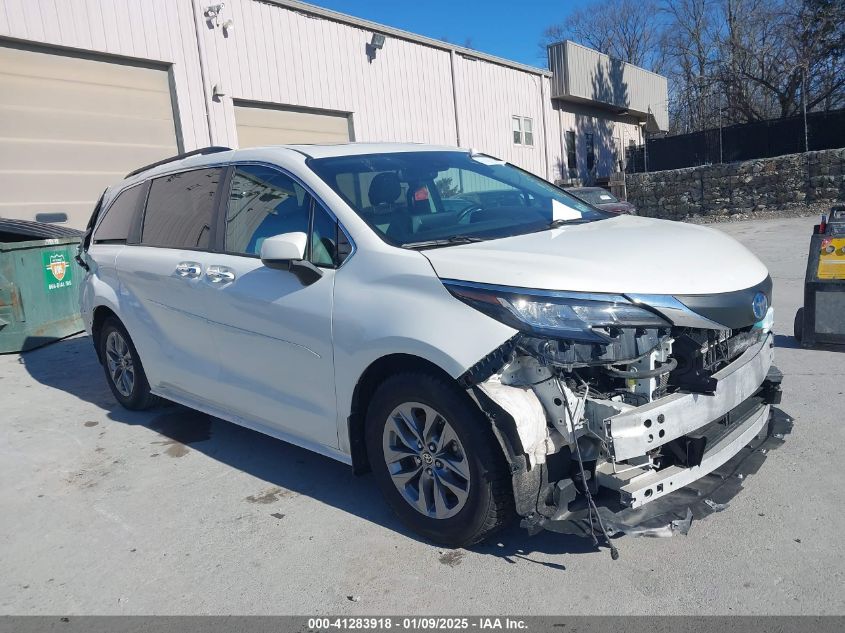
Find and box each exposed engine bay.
[460,321,785,555]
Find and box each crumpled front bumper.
[533,405,792,539]
[524,331,786,539]
[596,332,779,508]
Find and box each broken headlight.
[443,280,669,343]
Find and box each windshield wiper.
[546,217,588,229]
[402,235,485,249]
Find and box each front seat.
[368,172,412,241]
[368,172,402,209]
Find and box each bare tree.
[718,0,845,121]
[661,0,720,132]
[542,0,845,133]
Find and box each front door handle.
[175,262,202,278]
[206,265,236,283]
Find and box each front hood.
[422,215,769,295]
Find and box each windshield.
[572,188,619,205]
[308,151,610,248]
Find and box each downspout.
[449,49,462,147]
[190,0,215,147]
[558,107,565,182]
[540,76,550,181]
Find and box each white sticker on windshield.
[552,199,582,221]
[468,152,506,166]
[599,194,612,200]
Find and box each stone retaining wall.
[625,148,845,219]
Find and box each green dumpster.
[1,227,85,353]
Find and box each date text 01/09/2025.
[307,617,528,630]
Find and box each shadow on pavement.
[775,333,845,353]
[773,334,801,349]
[18,335,597,563]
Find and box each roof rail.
[124,146,233,179]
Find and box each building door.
[0,44,179,228]
[234,102,351,147]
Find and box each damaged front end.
[447,279,786,552]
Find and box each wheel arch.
[347,353,463,475]
[91,304,120,364]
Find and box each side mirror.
[259,232,323,285]
[260,232,306,265]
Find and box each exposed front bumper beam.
[597,401,770,508]
[604,333,775,461]
[526,406,792,539]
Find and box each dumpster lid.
[0,219,83,242]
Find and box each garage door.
[0,45,179,228]
[234,103,351,148]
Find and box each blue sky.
[307,0,589,68]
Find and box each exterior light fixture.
[367,32,386,62]
[205,3,225,27]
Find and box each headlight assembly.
[443,279,669,342]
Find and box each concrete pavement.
[1,216,843,615]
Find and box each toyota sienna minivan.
[79,143,782,549]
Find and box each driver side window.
[226,165,347,268]
[225,165,311,256]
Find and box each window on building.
[565,130,577,170]
[512,116,534,146]
[523,118,534,146]
[141,169,222,250]
[94,183,145,243]
[586,132,595,170]
[225,165,311,256]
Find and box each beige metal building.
[0,0,668,228]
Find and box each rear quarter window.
[93,184,145,243]
[141,168,223,250]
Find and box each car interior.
[338,169,550,245]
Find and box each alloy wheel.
[382,402,471,519]
[105,330,135,398]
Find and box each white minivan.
[79,144,782,549]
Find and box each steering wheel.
[457,203,485,223]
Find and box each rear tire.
[98,317,159,410]
[365,371,514,547]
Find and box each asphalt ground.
[1,216,843,615]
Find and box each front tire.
[365,371,514,547]
[98,317,159,410]
[793,307,804,343]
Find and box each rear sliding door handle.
[206,265,236,283]
[175,262,202,278]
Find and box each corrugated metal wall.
[549,41,669,131]
[0,0,662,191]
[197,0,459,151]
[452,53,549,177]
[556,103,642,184]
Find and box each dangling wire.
[557,377,620,560]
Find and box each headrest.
[368,172,402,206]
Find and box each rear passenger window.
[225,165,311,256]
[93,184,144,243]
[141,168,222,249]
